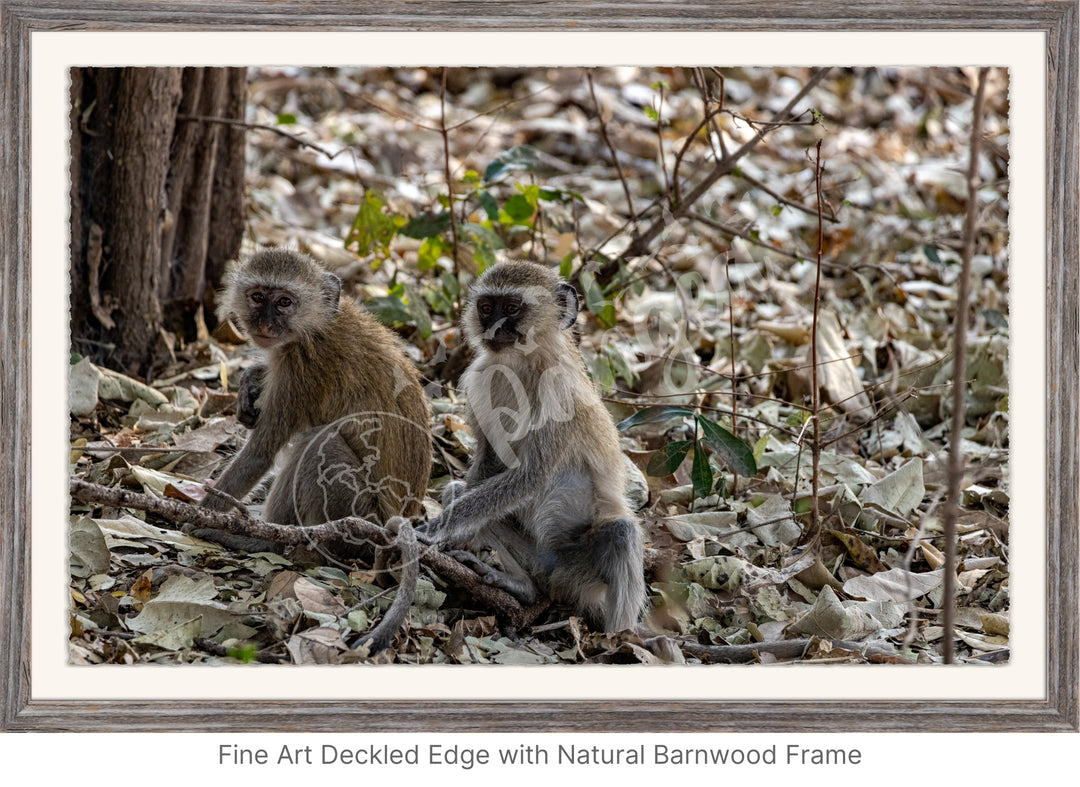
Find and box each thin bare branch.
[440,69,461,281]
[587,73,637,222]
[943,67,990,664]
[625,67,831,258]
[807,138,825,546]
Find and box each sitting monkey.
[200,249,431,546]
[422,260,646,632]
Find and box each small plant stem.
[655,83,672,204]
[587,73,636,222]
[943,67,989,664]
[625,67,829,258]
[808,138,825,545]
[725,256,739,496]
[735,170,838,223]
[440,68,460,283]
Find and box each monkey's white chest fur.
[461,347,583,469]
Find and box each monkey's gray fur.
[421,260,646,632]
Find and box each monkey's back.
[269,299,432,520]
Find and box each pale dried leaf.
[842,567,944,602]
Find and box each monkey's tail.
[353,516,419,656]
[598,517,648,632]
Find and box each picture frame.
[1,0,1076,732]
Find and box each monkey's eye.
[504,303,521,317]
[477,302,493,317]
[276,296,293,309]
[250,292,265,305]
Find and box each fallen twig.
[68,478,529,628]
[682,637,915,664]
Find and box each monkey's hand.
[414,479,467,546]
[237,363,268,429]
[414,514,447,546]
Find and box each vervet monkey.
[199,248,431,547]
[422,260,646,632]
[197,249,431,655]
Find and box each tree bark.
[69,67,246,377]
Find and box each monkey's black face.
[474,294,528,351]
[244,287,299,348]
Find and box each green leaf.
[462,223,505,273]
[644,106,659,122]
[226,642,258,663]
[559,252,574,279]
[276,112,297,125]
[616,405,695,432]
[365,291,412,326]
[752,432,770,463]
[697,417,757,477]
[647,440,692,477]
[982,308,1009,330]
[597,302,616,329]
[345,191,398,260]
[365,284,432,338]
[538,187,582,204]
[502,193,535,224]
[477,190,499,221]
[601,345,638,388]
[424,280,456,320]
[578,270,606,315]
[923,245,942,265]
[417,237,449,271]
[483,145,539,183]
[440,270,461,298]
[691,443,714,502]
[590,355,616,393]
[400,211,451,240]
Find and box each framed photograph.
[1,0,1076,732]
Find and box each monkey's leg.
[478,523,541,604]
[266,426,377,528]
[443,545,540,604]
[202,423,282,514]
[440,479,467,507]
[538,515,645,632]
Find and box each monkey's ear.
[555,282,580,329]
[321,272,342,314]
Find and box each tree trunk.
[69,67,246,377]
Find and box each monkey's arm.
[237,363,267,429]
[203,420,287,511]
[422,461,545,545]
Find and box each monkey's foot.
[445,549,491,574]
[443,551,538,605]
[482,570,538,604]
